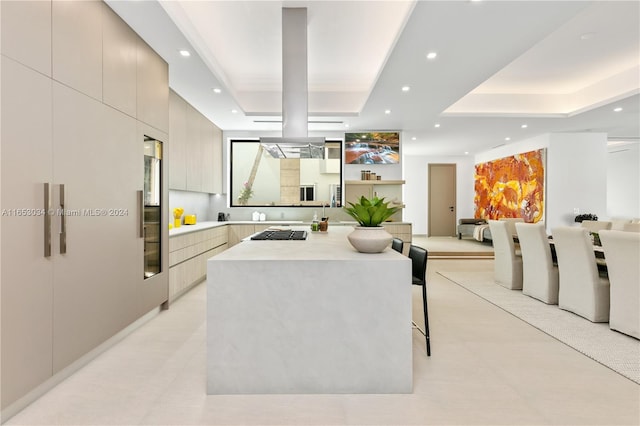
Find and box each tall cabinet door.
[168,90,187,190]
[51,83,140,372]
[0,58,54,409]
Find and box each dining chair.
[488,220,523,290]
[622,222,640,232]
[391,238,404,253]
[580,220,612,232]
[499,217,524,236]
[552,227,610,322]
[408,245,430,356]
[610,219,632,231]
[599,230,640,338]
[515,223,558,304]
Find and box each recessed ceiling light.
[411,137,417,141]
[426,52,437,60]
[231,109,238,114]
[464,151,469,155]
[613,107,623,112]
[434,123,440,128]
[580,32,596,41]
[402,86,410,92]
[179,49,191,57]
[212,88,222,94]
[521,124,528,129]
[505,137,511,141]
[384,109,391,114]
[345,124,350,128]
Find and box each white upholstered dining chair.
[488,220,522,290]
[552,227,610,322]
[499,217,524,236]
[580,220,612,232]
[515,223,558,304]
[622,222,640,232]
[599,230,640,339]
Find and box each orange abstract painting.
[474,149,545,223]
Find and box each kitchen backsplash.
[171,191,395,223]
[169,190,211,223]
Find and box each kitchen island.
[206,226,412,394]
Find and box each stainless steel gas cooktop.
[250,230,308,241]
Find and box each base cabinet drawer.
[168,226,229,302]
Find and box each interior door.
[428,164,457,237]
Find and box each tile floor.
[5,258,639,425]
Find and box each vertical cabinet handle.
[138,190,144,238]
[59,184,66,254]
[44,183,51,257]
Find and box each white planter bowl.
[347,226,393,253]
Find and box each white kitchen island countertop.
[206,226,413,394]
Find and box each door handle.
[138,190,144,238]
[44,183,51,257]
[59,184,66,254]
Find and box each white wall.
[547,133,607,230]
[607,143,640,219]
[403,155,476,235]
[475,132,608,232]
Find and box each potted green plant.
[343,196,400,253]
[574,213,598,223]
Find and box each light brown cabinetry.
[51,82,141,372]
[0,0,169,413]
[344,180,405,204]
[0,57,54,410]
[202,125,223,193]
[0,0,52,76]
[228,224,258,247]
[169,89,223,193]
[169,90,188,190]
[52,0,103,100]
[344,180,405,221]
[102,4,137,117]
[169,227,228,302]
[227,224,272,247]
[136,38,169,133]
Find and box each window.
[300,185,315,201]
[229,139,342,207]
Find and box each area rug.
[438,270,640,384]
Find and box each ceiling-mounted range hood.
[260,136,325,159]
[260,8,325,159]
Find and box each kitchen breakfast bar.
[206,226,412,394]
